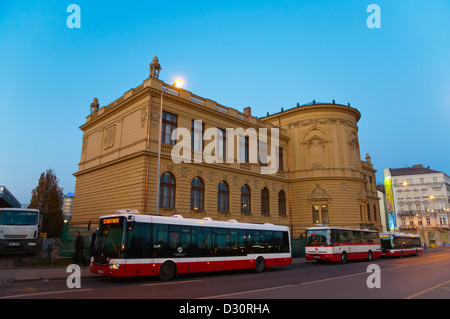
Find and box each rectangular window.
[217,128,227,161]
[191,120,204,151]
[312,205,320,224]
[161,111,178,145]
[239,135,249,163]
[278,147,284,171]
[259,141,267,166]
[321,205,329,224]
[312,204,328,224]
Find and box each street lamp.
[155,79,183,215]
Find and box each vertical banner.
[384,169,397,232]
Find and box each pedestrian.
[75,231,86,266]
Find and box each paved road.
[1,248,450,302]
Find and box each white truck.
[0,208,41,252]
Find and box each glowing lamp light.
[174,79,183,87]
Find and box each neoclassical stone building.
[71,59,381,237]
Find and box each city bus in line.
[90,210,292,280]
[0,208,41,252]
[305,226,382,263]
[380,232,422,257]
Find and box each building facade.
[384,165,450,245]
[71,59,381,237]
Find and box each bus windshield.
[0,210,38,225]
[93,217,126,258]
[380,237,393,250]
[307,229,330,245]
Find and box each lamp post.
[155,79,183,215]
[416,212,427,250]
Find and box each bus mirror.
[127,221,136,231]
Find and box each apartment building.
[385,165,450,244]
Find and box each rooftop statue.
[149,56,161,78]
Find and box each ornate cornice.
[261,103,361,123]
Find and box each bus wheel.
[159,261,176,281]
[367,251,373,261]
[254,257,265,273]
[340,252,348,264]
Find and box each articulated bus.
[91,210,292,280]
[380,232,422,257]
[0,208,41,252]
[305,226,382,263]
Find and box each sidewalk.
[0,265,95,283]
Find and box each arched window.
[278,190,286,216]
[191,177,204,211]
[367,203,371,221]
[217,181,229,213]
[160,172,175,209]
[241,185,251,214]
[261,187,270,215]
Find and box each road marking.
[0,288,94,299]
[201,265,407,299]
[405,279,450,299]
[200,271,376,299]
[139,279,202,287]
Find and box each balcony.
[397,210,419,216]
[399,225,417,231]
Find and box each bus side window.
[331,230,339,244]
[127,222,152,258]
[153,224,169,257]
[168,225,192,250]
[338,230,348,243]
[353,231,362,243]
[212,228,231,255]
[192,226,212,255]
[230,229,246,255]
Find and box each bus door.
[331,229,342,255]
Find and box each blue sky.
[1,0,449,205]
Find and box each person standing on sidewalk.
[75,231,86,266]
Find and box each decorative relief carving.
[103,125,115,149]
[312,162,323,169]
[81,136,87,154]
[309,183,331,200]
[140,107,147,128]
[305,136,327,151]
[289,118,357,129]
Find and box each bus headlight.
[109,263,120,270]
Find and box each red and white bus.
[90,210,292,280]
[380,232,422,257]
[305,226,382,263]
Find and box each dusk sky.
[1,0,449,205]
